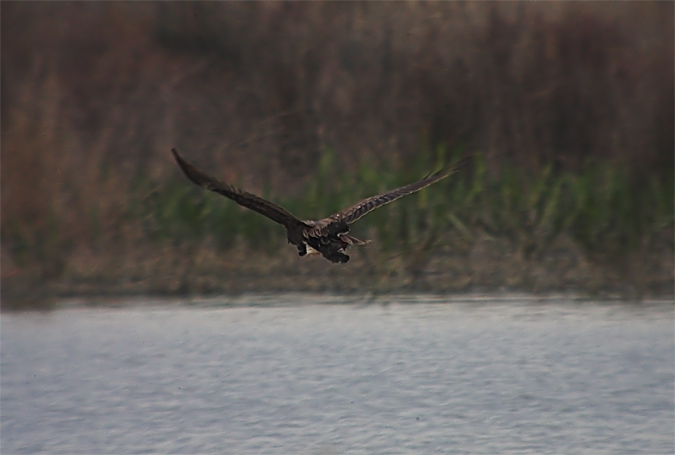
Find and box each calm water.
[2,295,673,454]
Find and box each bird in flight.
[171,148,455,264]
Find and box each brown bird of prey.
[171,148,455,264]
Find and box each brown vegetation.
[1,2,673,305]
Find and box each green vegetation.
[121,147,673,295]
[2,145,673,301]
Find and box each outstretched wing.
[171,148,305,228]
[308,167,455,236]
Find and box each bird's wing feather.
[171,148,305,228]
[308,167,455,236]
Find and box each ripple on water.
[2,296,673,454]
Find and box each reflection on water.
[2,295,673,454]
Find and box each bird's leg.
[297,243,308,257]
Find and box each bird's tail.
[341,234,370,246]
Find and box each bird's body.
[171,148,455,263]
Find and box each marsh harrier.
[171,148,454,263]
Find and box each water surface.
[2,295,673,454]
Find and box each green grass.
[4,146,671,297]
[131,148,673,275]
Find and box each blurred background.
[2,2,673,304]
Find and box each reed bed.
[130,147,673,289]
[2,2,672,303]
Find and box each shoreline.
[3,234,672,311]
[3,286,673,313]
[3,271,673,312]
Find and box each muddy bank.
[3,234,672,310]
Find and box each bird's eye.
[320,237,330,245]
